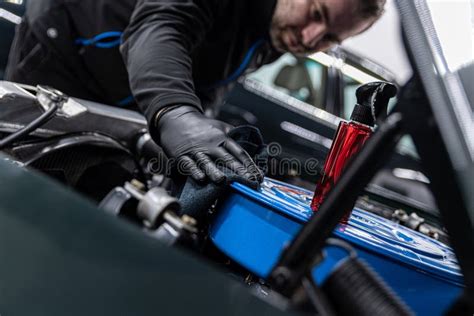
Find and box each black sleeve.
[121,0,221,125]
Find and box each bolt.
[46,28,58,39]
[181,215,197,227]
[130,179,145,191]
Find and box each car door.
[219,48,395,185]
[219,53,340,185]
[220,48,434,211]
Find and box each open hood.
[396,0,474,294]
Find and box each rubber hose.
[0,102,58,150]
[322,257,413,316]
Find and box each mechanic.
[5,0,385,185]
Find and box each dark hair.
[357,0,387,19]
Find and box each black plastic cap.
[352,82,398,127]
[351,102,375,126]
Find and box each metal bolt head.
[181,215,197,227]
[46,28,58,39]
[130,179,146,191]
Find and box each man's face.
[270,0,378,55]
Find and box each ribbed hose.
[322,258,413,316]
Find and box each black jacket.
[7,0,279,125]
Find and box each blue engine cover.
[210,179,463,315]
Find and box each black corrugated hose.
[322,257,413,316]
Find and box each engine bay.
[0,81,448,243]
[0,80,464,315]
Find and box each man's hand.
[154,106,264,185]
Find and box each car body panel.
[0,155,289,316]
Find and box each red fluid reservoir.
[311,121,372,223]
[311,82,398,223]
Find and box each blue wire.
[206,38,266,90]
[75,31,133,106]
[75,31,123,49]
[116,95,134,107]
[76,34,265,103]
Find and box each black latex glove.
[155,106,264,185]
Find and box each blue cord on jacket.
[75,31,123,49]
[75,33,265,105]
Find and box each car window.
[247,53,326,109]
